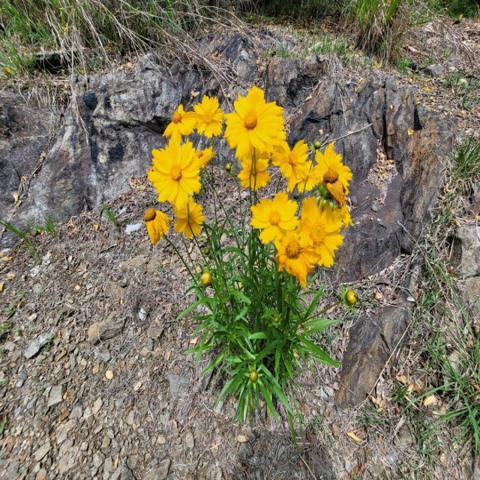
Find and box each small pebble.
[237,435,248,443]
[92,398,103,415]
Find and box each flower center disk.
[286,240,300,259]
[244,111,257,130]
[144,208,156,222]
[170,166,183,181]
[311,227,326,244]
[269,211,281,226]
[324,167,339,183]
[172,112,182,124]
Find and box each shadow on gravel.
[232,431,336,480]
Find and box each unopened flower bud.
[200,271,212,287]
[318,184,328,197]
[313,140,322,150]
[225,162,232,173]
[345,289,358,306]
[249,371,258,383]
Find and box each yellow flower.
[275,231,317,288]
[144,208,169,245]
[251,192,298,244]
[224,86,285,159]
[300,197,343,268]
[315,144,352,206]
[164,104,196,139]
[238,156,270,190]
[194,95,224,138]
[148,139,201,207]
[174,199,205,238]
[272,141,310,192]
[196,147,215,168]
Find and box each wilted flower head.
[144,208,169,245]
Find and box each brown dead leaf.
[347,431,364,445]
[368,395,385,412]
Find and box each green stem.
[165,235,199,287]
[204,169,243,250]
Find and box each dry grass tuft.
[349,0,410,62]
[0,0,247,75]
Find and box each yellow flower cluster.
[144,95,224,243]
[251,192,348,288]
[144,86,353,288]
[221,87,352,287]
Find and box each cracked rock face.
[0,92,54,232]
[289,77,454,280]
[335,305,411,407]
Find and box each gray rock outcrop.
[0,32,457,409]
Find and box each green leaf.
[177,298,204,320]
[258,380,279,418]
[249,332,267,340]
[217,375,243,403]
[229,288,252,306]
[238,344,256,361]
[223,246,248,259]
[303,318,337,334]
[274,346,282,379]
[301,338,340,367]
[255,340,279,362]
[259,364,293,414]
[202,352,225,375]
[0,220,27,240]
[234,306,250,322]
[226,356,244,365]
[302,289,324,321]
